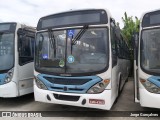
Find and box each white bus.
[134,9,160,108]
[34,9,130,110]
[0,22,35,98]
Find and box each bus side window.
[117,37,124,59]
[19,34,35,66]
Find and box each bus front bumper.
[140,88,160,109]
[34,85,112,110]
[0,82,18,98]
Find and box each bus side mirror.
[38,34,44,51]
[18,35,23,56]
[17,28,25,36]
[17,28,25,53]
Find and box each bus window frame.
[140,27,160,76]
[0,31,15,73]
[18,29,35,66]
[35,26,110,77]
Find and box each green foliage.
[121,12,140,48]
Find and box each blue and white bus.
[34,9,130,110]
[0,22,35,98]
[134,9,160,108]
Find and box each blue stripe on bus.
[0,74,7,85]
[37,74,102,94]
[148,76,160,88]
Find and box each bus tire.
[114,76,122,104]
[118,76,122,97]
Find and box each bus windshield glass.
[141,28,160,74]
[35,27,109,75]
[0,33,14,71]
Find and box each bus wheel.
[118,77,122,97]
[114,77,122,104]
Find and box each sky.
[0,0,160,28]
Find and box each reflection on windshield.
[36,31,66,73]
[0,33,14,71]
[35,28,108,75]
[141,29,160,73]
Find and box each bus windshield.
[141,28,160,74]
[35,27,109,75]
[0,33,14,71]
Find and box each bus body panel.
[111,58,130,103]
[134,9,160,108]
[34,8,130,110]
[111,65,119,103]
[140,88,160,109]
[17,62,34,96]
[0,22,35,98]
[136,55,160,108]
[34,82,112,110]
[0,81,18,97]
[134,60,139,102]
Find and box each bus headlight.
[35,77,48,90]
[87,79,110,94]
[140,79,160,94]
[4,69,14,84]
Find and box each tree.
[121,12,140,48]
[121,12,140,77]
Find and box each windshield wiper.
[71,25,88,54]
[48,29,56,58]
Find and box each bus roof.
[140,9,160,28]
[37,8,112,30]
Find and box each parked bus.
[34,9,130,110]
[134,9,160,108]
[0,22,35,98]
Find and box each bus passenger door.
[133,32,140,102]
[17,29,35,96]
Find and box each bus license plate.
[89,99,105,105]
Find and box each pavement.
[0,78,159,120]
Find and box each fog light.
[82,99,86,105]
[47,94,51,101]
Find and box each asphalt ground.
[0,78,159,119]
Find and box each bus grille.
[53,94,80,101]
[44,77,91,85]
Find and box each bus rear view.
[34,9,130,110]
